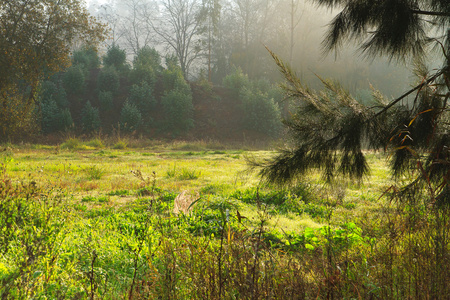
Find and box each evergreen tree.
[129,46,162,86]
[257,0,449,205]
[160,62,194,134]
[81,101,101,133]
[97,66,120,94]
[120,101,143,132]
[63,65,85,95]
[72,45,100,75]
[103,44,128,73]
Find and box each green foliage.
[1,145,450,298]
[81,101,101,133]
[98,90,113,111]
[97,66,120,94]
[159,63,194,134]
[179,167,201,180]
[72,45,100,73]
[40,99,62,134]
[161,89,194,134]
[0,174,66,298]
[60,137,80,149]
[103,44,128,73]
[129,46,162,86]
[120,101,142,132]
[63,65,85,95]
[0,0,106,141]
[107,189,129,196]
[39,80,68,108]
[196,74,214,94]
[85,138,104,148]
[222,67,250,97]
[222,68,283,137]
[129,82,156,115]
[0,86,38,140]
[230,184,314,213]
[161,64,190,94]
[84,165,105,180]
[113,139,128,149]
[240,87,282,137]
[59,108,74,131]
[39,79,72,134]
[165,164,201,180]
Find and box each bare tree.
[149,0,206,79]
[119,0,157,55]
[98,1,124,47]
[98,0,157,55]
[221,0,282,77]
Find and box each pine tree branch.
[370,69,445,120]
[410,10,450,17]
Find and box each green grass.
[1,145,448,299]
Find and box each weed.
[165,164,177,178]
[61,137,80,150]
[107,189,129,196]
[97,195,109,203]
[113,139,128,149]
[178,167,201,180]
[344,202,356,209]
[85,165,105,180]
[82,195,97,202]
[85,138,104,148]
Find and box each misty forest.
[0,0,449,299]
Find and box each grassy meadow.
[0,139,448,299]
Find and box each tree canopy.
[257,0,449,205]
[0,0,107,139]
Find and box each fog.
[85,0,428,98]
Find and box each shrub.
[97,66,120,94]
[63,65,85,95]
[161,89,194,134]
[120,101,142,132]
[60,137,80,149]
[85,138,104,148]
[113,139,128,149]
[81,101,101,133]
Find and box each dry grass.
[173,190,199,215]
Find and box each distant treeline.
[38,45,283,140]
